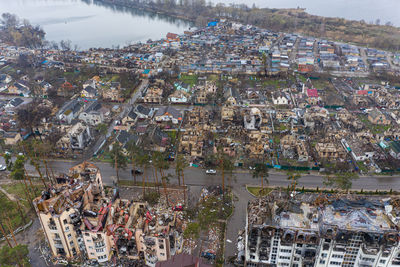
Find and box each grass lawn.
[298,75,307,83]
[1,182,43,208]
[357,114,391,134]
[311,79,332,89]
[110,75,120,82]
[247,186,273,197]
[179,74,198,86]
[0,182,44,230]
[207,74,219,81]
[262,79,286,88]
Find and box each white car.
[0,165,6,171]
[205,169,217,175]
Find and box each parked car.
[205,169,216,175]
[0,165,6,171]
[172,205,183,211]
[131,169,143,175]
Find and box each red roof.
[166,32,178,39]
[307,89,319,98]
[357,90,368,95]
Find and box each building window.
[160,253,165,257]
[63,219,67,224]
[319,259,326,264]
[332,254,343,258]
[65,226,70,232]
[380,259,386,264]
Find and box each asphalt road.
[2,158,397,191]
[2,157,399,264]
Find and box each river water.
[220,0,400,27]
[0,0,398,49]
[0,0,192,49]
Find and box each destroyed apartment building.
[33,162,184,266]
[244,192,400,267]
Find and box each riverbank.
[96,0,400,51]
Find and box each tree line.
[0,13,45,48]
[96,0,400,51]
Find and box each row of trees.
[109,141,190,205]
[109,135,360,204]
[251,165,359,196]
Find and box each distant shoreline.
[95,0,400,51]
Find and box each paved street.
[2,156,400,265]
[2,155,399,192]
[90,79,149,157]
[27,160,399,191]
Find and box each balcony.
[95,242,106,249]
[48,224,57,231]
[54,242,64,249]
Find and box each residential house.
[8,82,30,96]
[389,141,400,160]
[39,81,52,97]
[154,106,182,124]
[2,131,22,145]
[272,92,289,105]
[67,122,92,150]
[121,109,138,129]
[102,87,123,102]
[116,130,140,153]
[56,99,82,124]
[179,126,205,157]
[306,88,320,105]
[141,125,169,152]
[135,105,154,120]
[82,79,97,89]
[143,87,163,104]
[224,87,239,105]
[221,105,235,121]
[315,142,346,161]
[368,108,391,125]
[0,82,8,92]
[0,74,12,84]
[168,90,190,104]
[341,138,375,162]
[78,101,108,126]
[81,85,97,99]
[174,82,191,93]
[166,32,179,42]
[58,81,75,97]
[5,97,23,109]
[195,90,208,104]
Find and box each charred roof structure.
[34,162,185,266]
[244,192,400,267]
